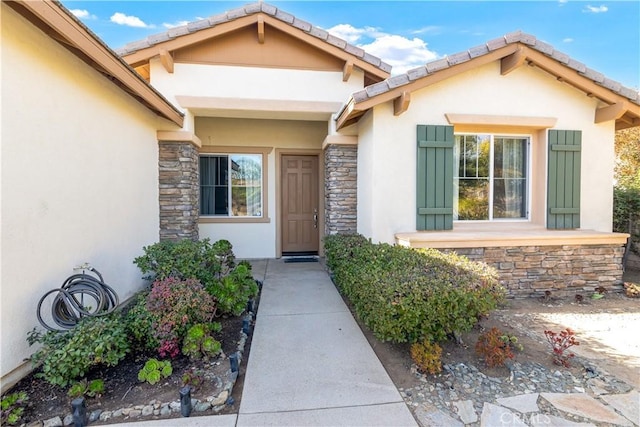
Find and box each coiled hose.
[36,267,119,331]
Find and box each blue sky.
[61,1,639,89]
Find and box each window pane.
[493,138,527,218]
[199,156,228,216]
[230,154,262,216]
[457,178,489,220]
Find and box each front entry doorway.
[281,155,319,254]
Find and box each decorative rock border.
[31,307,256,427]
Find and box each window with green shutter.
[547,130,581,229]
[416,125,454,230]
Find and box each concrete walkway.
[236,258,417,426]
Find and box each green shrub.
[27,315,129,387]
[410,340,442,374]
[134,238,234,283]
[124,291,159,353]
[67,379,105,399]
[207,262,258,316]
[613,186,640,252]
[182,323,222,361]
[134,239,257,316]
[1,392,28,426]
[325,234,504,344]
[146,277,217,358]
[137,358,172,385]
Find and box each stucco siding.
[150,61,365,108]
[1,6,163,383]
[195,117,327,258]
[361,61,615,243]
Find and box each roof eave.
[7,0,184,127]
[119,9,391,82]
[337,42,640,130]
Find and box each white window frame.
[453,132,532,222]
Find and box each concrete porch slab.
[237,402,416,426]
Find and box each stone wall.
[158,142,199,241]
[443,244,625,298]
[324,144,357,235]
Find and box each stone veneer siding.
[443,244,625,298]
[324,144,357,235]
[158,142,199,241]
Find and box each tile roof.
[115,2,392,74]
[350,30,639,106]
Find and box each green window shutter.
[416,125,454,230]
[547,130,581,229]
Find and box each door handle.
[313,208,318,229]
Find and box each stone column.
[158,137,200,241]
[324,143,357,235]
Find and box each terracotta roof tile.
[533,40,554,56]
[567,58,587,74]
[274,9,295,24]
[208,13,228,26]
[486,36,508,51]
[447,51,471,66]
[365,81,390,97]
[582,68,605,84]
[550,50,571,64]
[346,31,639,108]
[327,34,347,50]
[116,2,390,74]
[504,31,523,44]
[387,74,410,89]
[308,26,329,40]
[425,58,449,73]
[468,45,490,58]
[187,18,211,33]
[292,18,312,32]
[601,78,622,92]
[407,66,428,81]
[260,3,277,15]
[344,43,365,58]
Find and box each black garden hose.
[36,268,119,331]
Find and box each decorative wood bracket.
[595,102,626,124]
[343,61,353,82]
[257,16,265,44]
[393,91,411,116]
[501,46,527,75]
[159,48,174,73]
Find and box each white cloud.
[325,24,382,44]
[110,12,154,28]
[360,35,439,75]
[412,26,443,36]
[584,5,608,13]
[70,9,96,20]
[558,0,568,5]
[162,20,190,29]
[326,24,439,75]
[563,37,574,43]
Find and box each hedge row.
[325,234,505,344]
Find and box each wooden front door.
[281,155,319,254]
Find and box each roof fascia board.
[336,45,520,129]
[123,15,257,67]
[122,13,390,81]
[524,47,640,117]
[12,0,184,127]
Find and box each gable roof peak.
[115,1,391,74]
[347,30,639,107]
